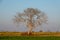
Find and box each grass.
[0,36,60,40]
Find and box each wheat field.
[0,32,60,36]
[0,32,60,40]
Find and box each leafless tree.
[13,8,48,34]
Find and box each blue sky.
[0,0,60,32]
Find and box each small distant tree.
[13,8,48,34]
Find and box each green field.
[0,36,60,40]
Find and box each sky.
[0,0,60,32]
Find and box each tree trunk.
[28,27,33,35]
[27,21,33,35]
[27,15,33,35]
